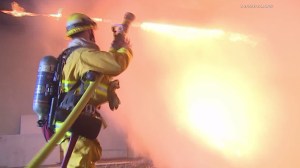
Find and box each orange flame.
[0,2,107,23]
[43,8,63,20]
[91,17,103,22]
[1,1,38,17]
[0,1,64,20]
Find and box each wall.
[0,114,131,167]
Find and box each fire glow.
[136,22,270,164]
[141,22,225,39]
[4,0,260,160]
[1,1,37,17]
[174,67,264,159]
[0,0,255,47]
[1,1,274,166]
[0,1,104,22]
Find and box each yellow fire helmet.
[66,13,97,37]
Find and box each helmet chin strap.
[89,30,95,42]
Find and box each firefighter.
[56,13,133,168]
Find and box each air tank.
[32,56,57,126]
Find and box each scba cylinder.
[32,56,58,126]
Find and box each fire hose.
[26,75,103,168]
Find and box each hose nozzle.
[112,12,135,35]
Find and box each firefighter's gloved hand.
[107,80,121,111]
[111,33,130,50]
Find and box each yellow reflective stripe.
[62,80,108,97]
[62,80,76,92]
[98,83,108,89]
[83,81,108,97]
[62,80,76,84]
[95,83,108,96]
[55,121,72,137]
[117,47,129,54]
[83,81,92,90]
[95,89,107,96]
[110,47,130,53]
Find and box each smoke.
[103,1,300,168]
[1,0,300,167]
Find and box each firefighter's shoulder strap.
[47,46,82,130]
[56,46,81,81]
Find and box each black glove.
[111,33,130,50]
[107,80,121,111]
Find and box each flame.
[0,1,108,25]
[141,22,225,39]
[140,23,265,161]
[45,8,63,20]
[1,1,37,17]
[177,70,261,158]
[140,22,257,46]
[0,1,63,20]
[91,17,103,22]
[11,1,25,13]
[0,1,104,23]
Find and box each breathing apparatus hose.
[26,75,103,168]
